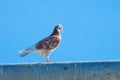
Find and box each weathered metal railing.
[0,61,120,80]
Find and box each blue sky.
[0,0,120,63]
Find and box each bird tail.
[19,49,31,57]
[19,45,36,57]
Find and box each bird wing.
[36,36,60,50]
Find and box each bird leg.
[45,56,50,62]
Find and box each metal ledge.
[0,61,120,80]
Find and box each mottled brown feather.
[35,25,61,50]
[36,35,60,50]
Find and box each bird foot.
[46,60,51,62]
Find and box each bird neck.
[51,29,60,36]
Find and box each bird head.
[51,24,63,36]
[55,24,63,33]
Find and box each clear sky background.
[0,0,120,63]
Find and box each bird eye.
[58,27,60,30]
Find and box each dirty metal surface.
[0,61,120,80]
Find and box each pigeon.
[19,24,63,62]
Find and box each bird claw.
[46,60,51,62]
